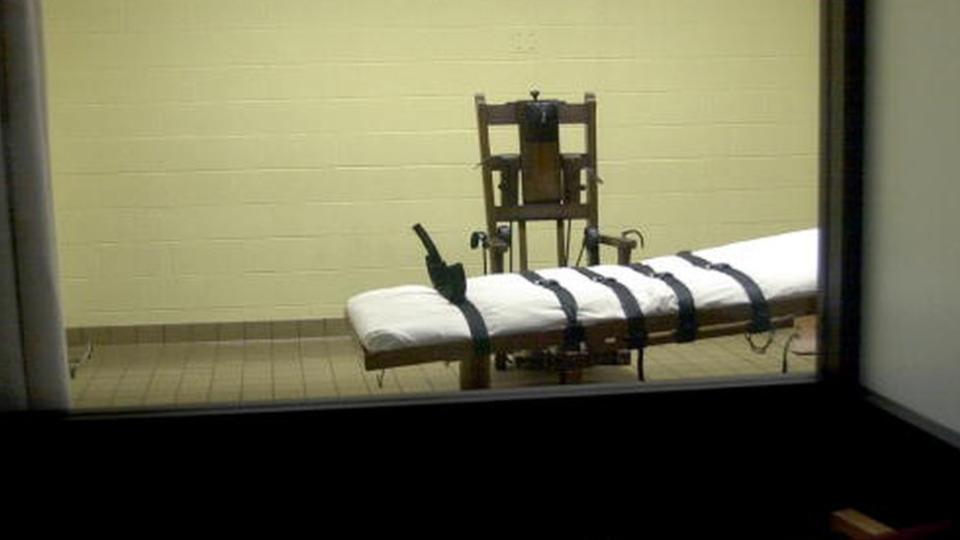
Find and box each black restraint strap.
[454,299,491,356]
[675,251,771,334]
[412,223,489,356]
[520,271,584,349]
[629,264,698,343]
[574,267,646,349]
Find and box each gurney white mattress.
[348,229,818,354]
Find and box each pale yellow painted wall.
[44,0,819,326]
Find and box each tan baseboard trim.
[66,318,350,346]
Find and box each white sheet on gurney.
[348,228,818,354]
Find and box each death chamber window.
[43,1,822,410]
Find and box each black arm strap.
[574,268,647,349]
[629,264,698,343]
[675,251,771,334]
[412,223,489,356]
[520,271,584,350]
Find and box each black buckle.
[708,262,731,271]
[591,275,616,284]
[535,278,560,288]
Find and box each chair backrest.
[474,92,601,271]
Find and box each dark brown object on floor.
[830,508,955,539]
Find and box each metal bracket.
[745,328,775,355]
[68,341,94,379]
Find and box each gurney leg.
[637,349,645,382]
[460,353,491,390]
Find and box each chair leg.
[558,368,582,385]
[494,352,509,371]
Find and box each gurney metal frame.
[352,293,817,390]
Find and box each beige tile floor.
[68,331,816,411]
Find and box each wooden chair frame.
[474,92,635,272]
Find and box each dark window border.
[818,0,865,391]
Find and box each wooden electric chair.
[473,90,637,273]
[472,90,640,380]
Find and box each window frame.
[26,0,864,421]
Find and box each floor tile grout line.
[205,326,223,403]
[104,344,132,407]
[121,341,154,407]
[296,330,308,398]
[268,332,276,401]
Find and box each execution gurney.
[347,228,819,390]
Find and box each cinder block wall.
[44,0,819,327]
